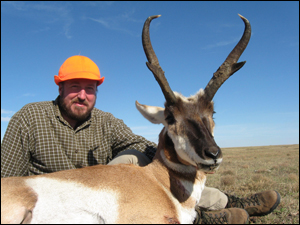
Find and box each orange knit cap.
[54,55,104,86]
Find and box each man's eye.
[86,87,95,93]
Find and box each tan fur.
[1,132,206,223]
[1,178,37,224]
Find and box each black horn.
[204,14,251,102]
[142,15,177,106]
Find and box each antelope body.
[1,14,251,224]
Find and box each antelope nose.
[205,147,220,159]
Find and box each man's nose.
[77,89,87,100]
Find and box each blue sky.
[1,1,299,147]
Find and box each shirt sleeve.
[1,108,31,178]
[110,116,157,161]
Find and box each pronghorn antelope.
[1,14,251,224]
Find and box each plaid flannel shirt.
[1,96,157,177]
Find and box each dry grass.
[205,144,299,224]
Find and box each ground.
[205,144,299,224]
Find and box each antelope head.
[136,15,251,174]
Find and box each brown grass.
[205,144,299,224]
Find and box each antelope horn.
[142,15,177,105]
[204,14,251,102]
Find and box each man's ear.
[59,83,64,96]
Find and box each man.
[1,55,280,224]
[1,55,156,177]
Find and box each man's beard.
[59,95,95,122]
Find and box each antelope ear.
[135,101,165,124]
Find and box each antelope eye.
[213,111,216,119]
[165,114,176,125]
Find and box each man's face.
[59,79,97,122]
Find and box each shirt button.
[75,150,78,153]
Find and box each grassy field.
[205,144,299,224]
